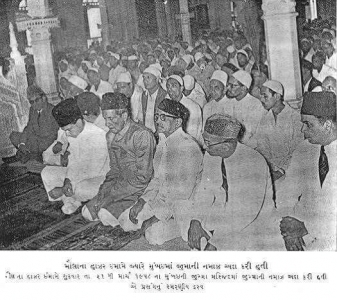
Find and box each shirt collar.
[114,120,131,141]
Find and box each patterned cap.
[52,98,82,127]
[101,92,130,111]
[204,114,242,139]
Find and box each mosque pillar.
[155,0,168,38]
[262,0,302,101]
[16,0,59,101]
[99,0,110,49]
[179,0,192,45]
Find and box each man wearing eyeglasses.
[187,114,273,251]
[9,85,59,164]
[118,98,203,246]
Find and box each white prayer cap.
[168,74,183,86]
[232,70,252,88]
[89,50,97,55]
[143,66,161,79]
[262,80,284,95]
[210,70,228,87]
[116,72,132,84]
[107,51,120,60]
[200,39,207,45]
[128,55,138,61]
[68,75,88,90]
[181,54,193,65]
[227,45,235,53]
[236,49,249,58]
[187,45,193,52]
[183,75,195,90]
[87,67,99,74]
[194,52,204,62]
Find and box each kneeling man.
[41,98,110,214]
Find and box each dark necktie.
[318,146,329,187]
[221,159,229,202]
[37,111,41,127]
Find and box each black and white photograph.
[0,0,336,298]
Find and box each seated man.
[188,114,273,251]
[118,98,203,246]
[254,80,303,181]
[43,92,108,166]
[41,98,110,214]
[82,92,156,226]
[276,92,337,251]
[9,85,59,163]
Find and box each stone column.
[262,0,302,101]
[155,0,168,38]
[16,0,60,102]
[164,1,174,38]
[179,0,192,45]
[99,0,110,48]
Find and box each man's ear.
[323,119,333,132]
[175,118,183,129]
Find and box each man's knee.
[82,205,98,222]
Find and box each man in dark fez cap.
[276,91,337,251]
[118,98,204,246]
[76,92,108,132]
[186,113,273,251]
[82,92,156,229]
[7,85,59,164]
[41,98,110,215]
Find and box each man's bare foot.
[48,187,64,201]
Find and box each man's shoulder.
[128,121,154,139]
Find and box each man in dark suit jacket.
[9,85,59,163]
[139,66,167,134]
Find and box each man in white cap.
[127,55,141,83]
[68,75,89,97]
[116,72,143,123]
[166,74,203,145]
[225,70,265,147]
[137,66,167,133]
[236,49,255,73]
[192,52,215,96]
[118,99,203,246]
[108,52,127,88]
[203,70,229,129]
[41,98,110,215]
[253,80,303,181]
[183,74,207,109]
[187,114,273,250]
[88,68,113,100]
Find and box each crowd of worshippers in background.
[6,17,337,251]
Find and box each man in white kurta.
[253,80,303,177]
[187,114,273,251]
[274,92,337,251]
[88,68,114,100]
[118,99,203,245]
[108,52,127,89]
[166,75,203,146]
[202,70,229,129]
[225,70,265,147]
[41,98,109,215]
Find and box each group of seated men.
[8,24,337,250]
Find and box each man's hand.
[60,151,70,167]
[188,219,210,251]
[62,178,74,197]
[52,142,63,154]
[280,216,308,251]
[129,198,146,224]
[139,216,159,234]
